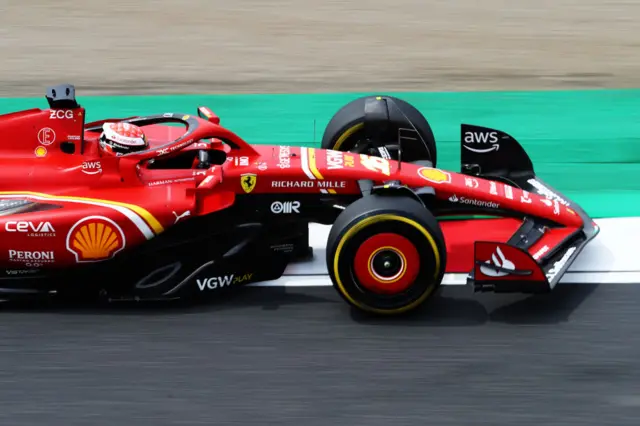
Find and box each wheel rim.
[353,233,420,294]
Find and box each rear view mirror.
[197,106,220,124]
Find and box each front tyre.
[326,195,447,315]
[321,95,438,166]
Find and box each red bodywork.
[0,104,585,273]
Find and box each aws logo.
[463,131,500,153]
[66,216,126,263]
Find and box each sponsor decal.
[326,150,344,170]
[377,147,391,160]
[173,210,191,224]
[527,179,570,206]
[82,161,102,175]
[197,273,254,291]
[539,198,560,215]
[241,173,257,193]
[257,161,267,171]
[163,113,173,118]
[182,115,190,120]
[271,201,300,214]
[155,138,193,156]
[49,109,74,119]
[465,177,479,189]
[5,221,56,237]
[520,190,532,204]
[417,167,451,184]
[271,180,346,189]
[463,130,499,153]
[37,128,56,145]
[480,246,514,277]
[489,181,498,195]
[34,146,47,158]
[504,185,514,200]
[8,250,55,266]
[545,247,577,282]
[360,154,391,176]
[278,146,291,169]
[317,181,345,189]
[344,154,355,167]
[532,245,549,260]
[270,243,294,253]
[66,216,126,263]
[147,177,195,187]
[448,194,500,209]
[227,156,249,167]
[5,269,39,276]
[68,135,81,141]
[193,170,207,177]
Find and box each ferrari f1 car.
[0,84,599,314]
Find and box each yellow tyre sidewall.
[333,122,364,151]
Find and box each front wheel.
[326,195,447,315]
[321,95,438,166]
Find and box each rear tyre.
[326,195,446,315]
[321,95,438,166]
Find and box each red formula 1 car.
[0,84,598,315]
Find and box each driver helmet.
[99,122,148,155]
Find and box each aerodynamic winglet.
[470,241,550,294]
[460,124,535,181]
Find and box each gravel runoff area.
[0,0,639,97]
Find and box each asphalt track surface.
[0,283,639,425]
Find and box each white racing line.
[251,217,640,287]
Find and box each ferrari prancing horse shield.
[241,173,257,193]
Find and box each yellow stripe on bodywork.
[0,191,164,236]
[308,148,339,194]
[307,148,324,180]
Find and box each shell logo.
[417,167,452,184]
[66,216,126,263]
[34,146,47,158]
